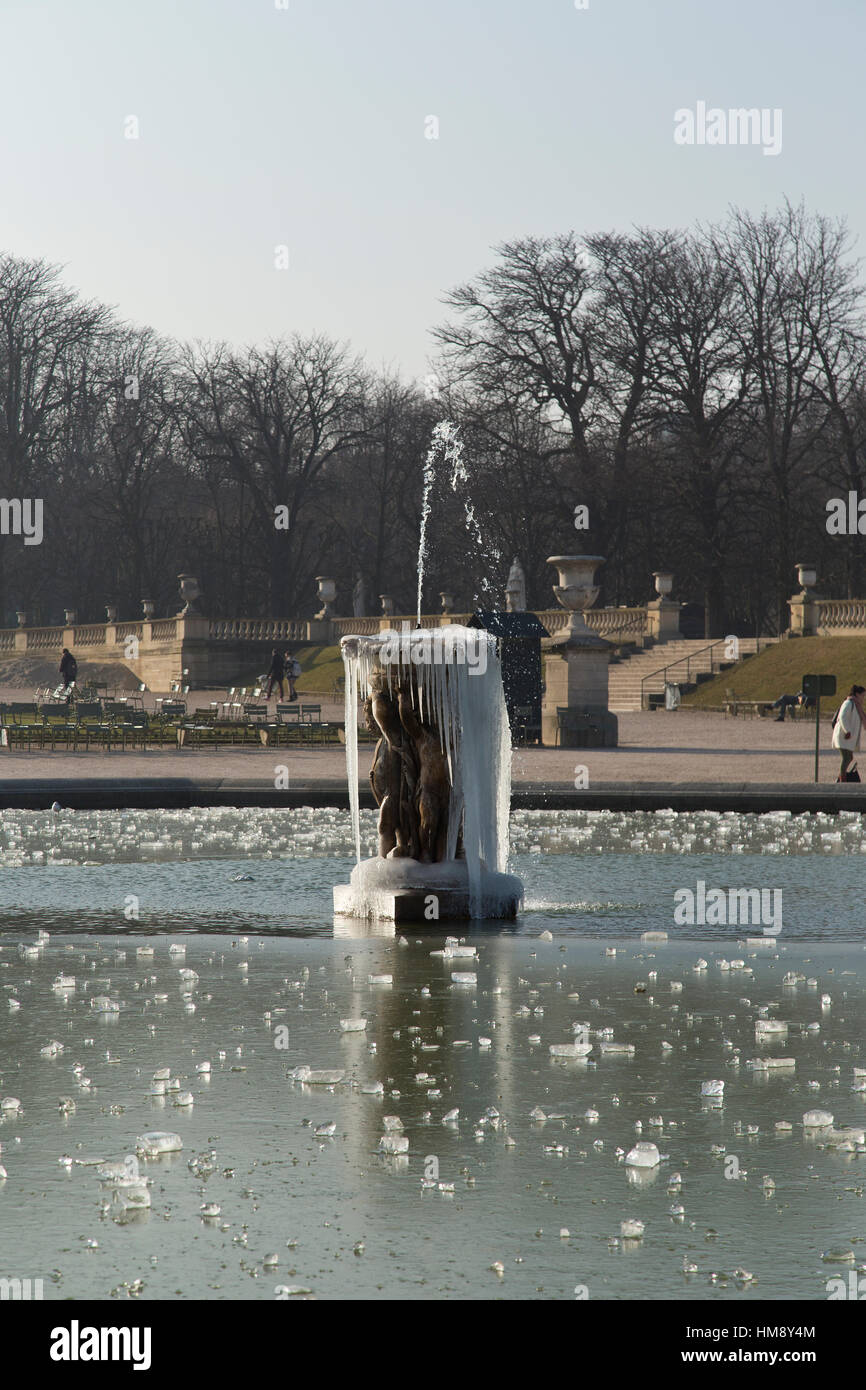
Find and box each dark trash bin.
[467,611,548,745]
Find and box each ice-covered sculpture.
[334,625,524,922]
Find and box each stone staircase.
[607,637,774,713]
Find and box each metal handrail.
[639,637,774,709]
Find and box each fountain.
[333,625,524,923]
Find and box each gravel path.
[0,711,845,785]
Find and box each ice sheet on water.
[5,803,866,873]
[136,1131,183,1155]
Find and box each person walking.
[265,648,287,701]
[832,684,866,781]
[285,651,301,700]
[59,647,78,700]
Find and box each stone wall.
[0,606,649,691]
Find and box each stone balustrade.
[0,603,651,690]
[209,618,308,643]
[815,599,866,634]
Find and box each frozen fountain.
[333,625,524,923]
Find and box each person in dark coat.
[265,648,286,700]
[59,648,78,690]
[284,651,301,700]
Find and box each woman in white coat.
[832,684,866,780]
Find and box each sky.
[0,0,863,381]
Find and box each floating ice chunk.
[625,1142,660,1168]
[827,1127,866,1147]
[368,974,393,985]
[378,1134,409,1154]
[598,1042,635,1057]
[52,975,75,990]
[40,1041,64,1058]
[621,1219,645,1238]
[451,972,477,986]
[443,1108,459,1123]
[1,1097,21,1113]
[383,1116,404,1132]
[90,996,120,1013]
[549,1042,592,1058]
[200,1203,221,1218]
[359,1081,384,1095]
[802,1109,834,1128]
[314,1122,336,1138]
[196,1062,211,1075]
[641,932,668,942]
[290,1067,344,1085]
[701,1080,724,1097]
[755,1020,787,1039]
[479,1037,492,1049]
[112,1183,150,1215]
[174,1092,194,1107]
[340,1018,367,1032]
[136,1131,183,1155]
[538,931,553,941]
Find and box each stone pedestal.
[788,590,820,636]
[307,618,334,643]
[541,627,618,747]
[646,597,682,643]
[333,857,524,923]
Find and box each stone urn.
[141,599,155,619]
[652,571,673,598]
[547,554,605,637]
[178,574,202,616]
[105,603,118,623]
[64,609,77,626]
[314,576,337,620]
[796,562,817,594]
[16,610,27,628]
[379,594,395,617]
[439,591,454,615]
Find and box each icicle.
[344,644,361,866]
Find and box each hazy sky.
[1,0,863,380]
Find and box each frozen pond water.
[2,806,865,1300]
[1,933,865,1300]
[0,807,864,939]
